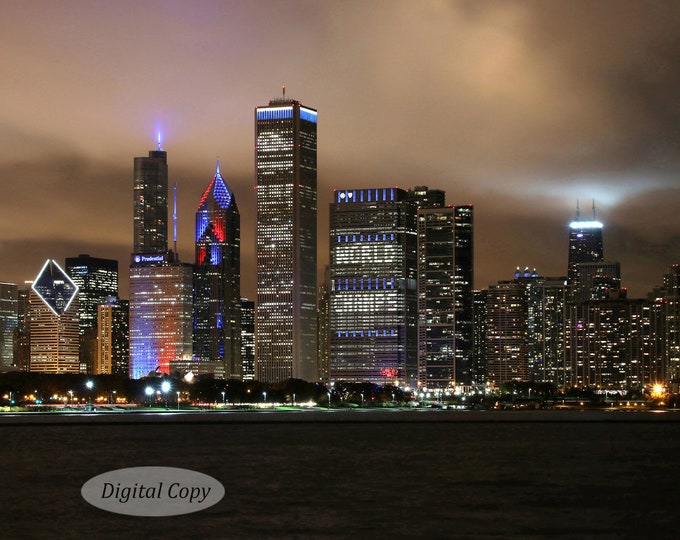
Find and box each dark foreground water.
[1,409,679,539]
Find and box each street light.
[68,390,73,406]
[86,380,94,404]
[327,391,331,410]
[221,391,226,408]
[176,391,180,410]
[145,386,154,407]
[263,391,267,406]
[361,392,364,408]
[161,380,171,409]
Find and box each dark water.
[2,410,679,539]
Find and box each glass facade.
[133,149,168,254]
[329,188,418,387]
[255,99,318,382]
[416,205,474,389]
[65,254,118,372]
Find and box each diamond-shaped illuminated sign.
[31,259,79,316]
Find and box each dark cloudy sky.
[2,0,679,298]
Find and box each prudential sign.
[81,467,225,516]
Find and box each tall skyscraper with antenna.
[129,138,193,379]
[255,95,318,382]
[193,160,242,379]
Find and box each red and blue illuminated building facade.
[129,143,193,379]
[193,161,241,379]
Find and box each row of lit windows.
[335,329,398,338]
[333,277,400,291]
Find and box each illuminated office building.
[15,285,31,371]
[240,299,255,381]
[486,269,569,387]
[485,278,531,385]
[317,271,330,383]
[0,282,18,369]
[533,277,569,388]
[28,260,80,374]
[96,297,129,375]
[193,161,241,379]
[129,143,193,378]
[471,290,488,385]
[573,261,622,302]
[129,254,193,378]
[65,254,118,372]
[567,206,604,286]
[329,188,418,386]
[415,194,474,390]
[255,97,318,382]
[568,297,663,390]
[134,143,168,254]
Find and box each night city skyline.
[2,1,680,300]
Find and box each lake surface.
[1,409,678,539]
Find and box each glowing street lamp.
[221,391,226,407]
[86,380,94,404]
[176,391,180,410]
[145,386,154,407]
[161,380,171,409]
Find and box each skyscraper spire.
[576,199,580,220]
[216,156,221,176]
[592,199,596,220]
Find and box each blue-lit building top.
[193,161,241,379]
[329,187,418,387]
[568,219,604,284]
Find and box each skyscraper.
[567,204,604,286]
[65,254,118,372]
[96,297,129,375]
[328,188,418,387]
[129,256,193,378]
[0,282,18,369]
[134,143,168,254]
[414,190,474,390]
[255,97,318,382]
[28,260,80,373]
[193,161,241,379]
[129,142,193,379]
[568,298,663,389]
[240,299,255,381]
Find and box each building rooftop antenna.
[576,199,580,220]
[592,199,596,220]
